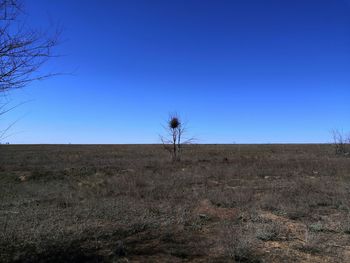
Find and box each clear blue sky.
[3,0,350,143]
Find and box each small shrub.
[308,222,325,233]
[256,222,283,241]
[296,230,322,255]
[332,129,350,156]
[341,215,350,234]
[223,224,261,262]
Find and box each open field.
[1,144,350,262]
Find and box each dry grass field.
[1,144,350,262]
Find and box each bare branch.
[0,0,61,93]
[332,129,350,156]
[0,0,61,141]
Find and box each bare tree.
[0,0,60,139]
[0,0,60,93]
[160,114,194,161]
[332,129,350,156]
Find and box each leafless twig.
[332,129,350,156]
[0,0,61,140]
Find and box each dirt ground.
[1,144,350,262]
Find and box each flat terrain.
[1,144,350,262]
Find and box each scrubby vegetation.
[1,144,350,262]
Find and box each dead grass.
[0,144,350,262]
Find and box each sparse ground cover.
[1,144,350,262]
